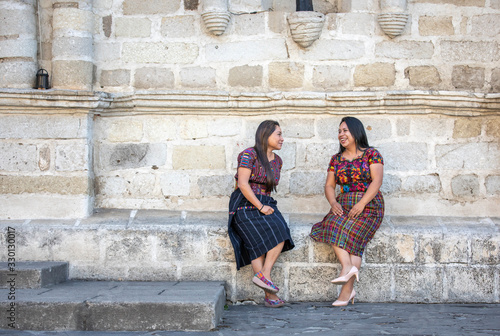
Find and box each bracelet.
[259,205,264,211]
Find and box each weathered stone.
[380,174,402,194]
[208,118,242,137]
[0,39,37,58]
[486,118,500,138]
[405,66,441,87]
[394,266,443,303]
[485,175,500,195]
[356,266,392,302]
[365,231,415,263]
[471,14,500,37]
[0,115,88,139]
[180,67,216,88]
[0,60,37,89]
[135,67,175,89]
[38,145,50,171]
[312,65,351,89]
[228,65,263,87]
[439,234,469,263]
[396,118,410,136]
[436,143,498,169]
[354,63,395,87]
[115,18,151,38]
[279,142,297,171]
[492,0,500,8]
[415,0,484,5]
[205,39,288,63]
[233,13,266,35]
[296,143,337,169]
[184,0,198,10]
[453,118,482,138]
[197,175,233,197]
[0,143,38,172]
[279,224,310,263]
[126,174,158,198]
[268,11,286,34]
[52,60,93,90]
[377,143,428,171]
[160,172,190,196]
[418,16,454,36]
[402,175,441,193]
[128,266,178,281]
[269,62,304,89]
[94,42,120,62]
[179,118,208,139]
[452,65,485,89]
[411,117,452,138]
[107,120,143,142]
[471,235,500,264]
[161,16,195,38]
[375,41,434,59]
[0,8,36,36]
[122,43,199,64]
[289,172,326,196]
[98,143,167,170]
[172,146,225,170]
[0,175,88,195]
[53,7,93,32]
[441,41,498,62]
[55,142,88,171]
[362,118,392,141]
[311,238,337,263]
[96,176,127,196]
[340,13,375,35]
[451,174,479,198]
[445,266,495,303]
[299,40,365,60]
[288,265,338,302]
[104,231,153,266]
[52,36,93,57]
[280,119,314,139]
[100,69,131,87]
[142,117,177,142]
[102,15,112,37]
[491,68,500,92]
[123,0,180,15]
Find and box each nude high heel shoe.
[332,290,356,307]
[331,266,359,285]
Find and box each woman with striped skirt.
[228,120,294,308]
[310,116,384,306]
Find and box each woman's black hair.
[253,120,280,193]
[337,116,371,154]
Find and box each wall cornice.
[0,89,499,116]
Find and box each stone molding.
[0,90,498,116]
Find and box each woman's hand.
[260,205,274,215]
[330,201,344,216]
[348,202,366,218]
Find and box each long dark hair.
[338,116,371,154]
[254,120,280,193]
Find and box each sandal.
[264,297,285,308]
[252,272,279,293]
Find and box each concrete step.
[0,261,68,289]
[0,280,226,331]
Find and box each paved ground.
[0,302,499,335]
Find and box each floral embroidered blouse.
[328,148,384,193]
[234,147,282,196]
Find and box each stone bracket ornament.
[378,0,409,38]
[288,11,325,48]
[201,0,231,36]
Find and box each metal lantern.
[35,69,50,89]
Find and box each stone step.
[0,261,68,289]
[0,280,226,331]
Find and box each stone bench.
[0,209,498,304]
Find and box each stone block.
[53,7,93,32]
[233,13,266,35]
[0,175,89,195]
[492,0,500,8]
[160,172,190,196]
[268,11,286,34]
[440,235,469,263]
[135,67,175,89]
[278,142,296,171]
[172,146,225,170]
[208,118,242,137]
[491,68,500,92]
[312,65,351,89]
[418,16,454,36]
[311,238,337,263]
[453,118,482,138]
[377,142,428,171]
[104,231,154,266]
[127,265,178,281]
[97,143,167,170]
[280,118,314,139]
[0,115,88,139]
[0,194,91,219]
[316,117,342,140]
[340,13,375,35]
[52,60,93,90]
[0,261,68,289]
[123,0,180,15]
[414,0,485,5]
[38,145,50,171]
[96,176,126,196]
[180,67,216,88]
[485,175,500,195]
[0,8,36,36]
[179,118,208,139]
[115,17,151,38]
[355,266,392,302]
[102,15,112,37]
[486,118,500,138]
[0,39,37,59]
[122,43,199,64]
[205,39,288,63]
[436,143,498,169]
[181,264,232,283]
[396,118,410,136]
[411,117,452,138]
[100,69,131,87]
[296,143,337,169]
[471,235,500,264]
[55,142,89,171]
[0,143,38,172]
[471,14,500,37]
[451,174,479,198]
[52,36,93,57]
[289,172,326,196]
[184,0,199,10]
[365,231,415,264]
[445,266,495,302]
[205,227,234,263]
[362,117,392,141]
[107,120,143,142]
[299,40,365,60]
[380,174,402,194]
[405,66,441,87]
[228,65,263,87]
[452,65,485,89]
[94,42,120,62]
[197,175,233,197]
[394,266,443,303]
[354,63,395,87]
[0,60,37,89]
[269,62,304,89]
[143,117,177,141]
[279,225,310,263]
[441,41,498,62]
[161,16,196,38]
[288,265,338,302]
[375,41,434,59]
[402,175,441,193]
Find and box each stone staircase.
[0,261,225,331]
